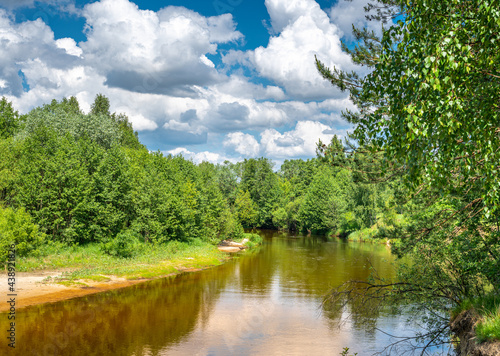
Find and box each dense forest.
[0,94,402,261]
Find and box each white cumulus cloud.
[225,0,356,101]
[80,0,243,95]
[223,132,260,157]
[166,147,234,164]
[260,120,346,158]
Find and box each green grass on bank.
[236,232,263,248]
[15,238,230,282]
[452,294,500,343]
[342,214,406,244]
[14,232,263,285]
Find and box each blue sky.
[0,0,378,164]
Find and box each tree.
[299,166,337,233]
[90,93,111,117]
[0,205,45,261]
[0,97,21,139]
[317,0,500,351]
[240,158,281,227]
[318,0,500,211]
[234,190,258,228]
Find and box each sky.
[0,0,380,165]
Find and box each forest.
[1,0,499,351]
[0,94,400,261]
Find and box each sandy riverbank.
[0,244,248,312]
[0,270,175,313]
[0,262,226,313]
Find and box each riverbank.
[451,309,500,355]
[0,239,248,312]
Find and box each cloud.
[260,120,346,158]
[221,121,349,160]
[80,0,243,94]
[225,0,356,101]
[264,0,323,34]
[0,11,82,97]
[328,0,384,43]
[55,37,82,57]
[166,147,234,164]
[223,132,260,157]
[0,0,356,160]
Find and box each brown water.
[5,231,440,355]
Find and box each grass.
[453,294,500,343]
[16,238,231,283]
[238,232,263,248]
[346,214,406,244]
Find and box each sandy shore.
[0,269,194,313]
[0,246,241,312]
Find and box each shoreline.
[0,246,240,313]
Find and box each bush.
[101,230,141,258]
[243,232,263,248]
[0,206,45,262]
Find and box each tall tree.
[90,93,111,117]
[317,0,500,351]
[0,97,21,139]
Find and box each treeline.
[225,155,399,236]
[0,95,401,260]
[0,96,243,259]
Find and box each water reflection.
[6,230,431,355]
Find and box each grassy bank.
[337,214,406,244]
[16,239,231,285]
[15,232,263,286]
[453,294,500,343]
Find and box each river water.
[12,231,448,355]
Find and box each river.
[12,230,449,355]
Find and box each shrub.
[243,232,263,248]
[101,230,141,258]
[0,205,45,263]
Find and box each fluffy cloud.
[225,0,356,101]
[166,147,234,164]
[0,0,360,162]
[328,0,388,43]
[260,120,345,158]
[223,132,260,157]
[223,121,348,160]
[80,0,243,95]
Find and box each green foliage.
[220,211,245,242]
[476,310,500,343]
[0,97,21,139]
[299,166,337,233]
[0,205,45,261]
[90,93,111,117]
[215,161,239,205]
[271,207,288,230]
[240,158,281,227]
[234,190,259,228]
[0,96,245,252]
[21,100,120,149]
[339,347,358,356]
[101,230,141,258]
[316,0,500,348]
